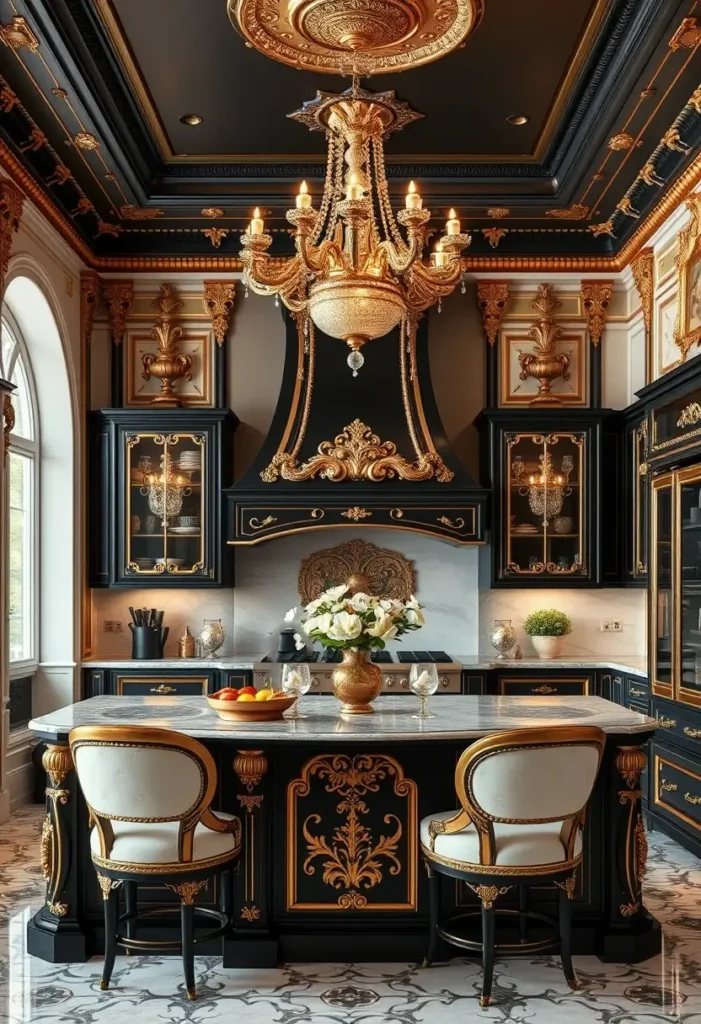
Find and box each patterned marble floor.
[0,807,699,1022]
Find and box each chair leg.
[518,887,529,944]
[99,881,120,991]
[558,883,580,991]
[423,860,439,968]
[480,903,496,1008]
[219,867,232,925]
[181,900,196,1001]
[123,882,137,949]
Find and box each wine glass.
[282,664,312,719]
[561,454,574,479]
[409,664,439,719]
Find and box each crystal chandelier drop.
[240,81,471,375]
[140,450,191,525]
[518,451,572,523]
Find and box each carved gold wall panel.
[298,538,416,604]
[287,753,417,911]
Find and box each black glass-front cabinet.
[89,409,237,587]
[478,409,622,587]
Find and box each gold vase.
[332,649,382,715]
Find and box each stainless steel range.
[256,631,462,692]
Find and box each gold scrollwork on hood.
[262,418,453,483]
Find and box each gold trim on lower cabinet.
[116,677,209,695]
[650,473,674,699]
[497,676,590,696]
[654,754,701,834]
[286,753,418,911]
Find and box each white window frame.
[2,310,39,679]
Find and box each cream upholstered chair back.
[452,726,606,864]
[69,725,219,862]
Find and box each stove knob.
[383,675,394,688]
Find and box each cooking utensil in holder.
[128,607,168,660]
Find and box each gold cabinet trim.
[115,676,209,695]
[504,432,586,577]
[125,431,207,576]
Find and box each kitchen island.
[28,695,658,966]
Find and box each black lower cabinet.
[84,668,252,697]
[648,698,701,856]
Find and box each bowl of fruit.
[206,685,296,721]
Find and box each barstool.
[69,725,242,1000]
[420,726,605,1007]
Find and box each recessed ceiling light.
[179,114,203,126]
[506,115,528,126]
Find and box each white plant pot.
[531,635,565,659]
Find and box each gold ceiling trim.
[91,0,603,166]
[1,141,700,274]
[298,537,415,604]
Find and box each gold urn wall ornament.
[518,285,570,404]
[142,284,193,405]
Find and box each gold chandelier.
[240,82,471,375]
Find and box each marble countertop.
[81,655,648,676]
[30,694,657,742]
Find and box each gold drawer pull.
[150,684,176,694]
[657,717,677,728]
[660,779,678,792]
[439,676,450,689]
[683,727,701,739]
[684,792,701,806]
[532,685,557,694]
[630,687,646,697]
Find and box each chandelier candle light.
[240,82,471,375]
[285,582,424,714]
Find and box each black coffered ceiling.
[0,0,699,266]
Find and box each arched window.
[1,311,38,669]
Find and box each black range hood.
[226,310,487,544]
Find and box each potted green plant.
[523,608,572,659]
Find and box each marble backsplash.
[90,531,645,661]
[478,586,646,658]
[91,529,481,658]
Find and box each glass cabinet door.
[504,432,586,578]
[677,466,701,708]
[651,475,674,698]
[630,420,648,579]
[126,432,206,577]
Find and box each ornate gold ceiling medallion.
[298,538,416,604]
[229,0,482,75]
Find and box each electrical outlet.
[601,619,622,632]
[113,621,124,634]
[103,620,114,632]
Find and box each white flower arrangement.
[286,585,424,651]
